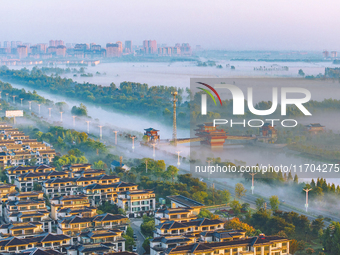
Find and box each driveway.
[130,218,145,255]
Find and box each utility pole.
[131,135,136,150]
[72,116,76,128]
[86,121,91,134]
[12,95,16,104]
[98,126,103,139]
[171,91,177,146]
[250,173,257,194]
[60,112,63,122]
[28,101,32,111]
[303,188,312,212]
[113,131,118,145]
[207,160,212,179]
[152,143,156,159]
[48,108,52,118]
[176,151,181,166]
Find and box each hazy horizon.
[1,0,339,51]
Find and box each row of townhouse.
[0,124,56,167]
[57,213,128,240]
[154,218,225,237]
[1,247,137,255]
[150,229,247,255]
[1,191,52,232]
[6,165,56,183]
[149,195,290,255]
[163,235,290,255]
[0,233,71,253]
[50,195,96,221]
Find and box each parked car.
[132,246,137,252]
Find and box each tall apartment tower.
[125,40,132,53]
[17,45,28,59]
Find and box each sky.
[0,0,339,51]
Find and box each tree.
[230,200,242,215]
[235,183,246,200]
[123,235,135,251]
[269,195,280,211]
[142,237,151,253]
[305,248,314,255]
[164,165,179,182]
[294,174,299,184]
[126,226,134,238]
[298,69,305,76]
[255,198,266,211]
[297,240,306,252]
[71,103,88,116]
[311,218,324,238]
[225,218,255,236]
[33,182,42,191]
[140,216,155,237]
[93,160,106,169]
[197,209,219,219]
[289,240,298,255]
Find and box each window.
[224,249,230,254]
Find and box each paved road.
[130,218,145,255]
[205,179,340,227]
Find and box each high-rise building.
[3,41,10,48]
[56,45,67,57]
[17,45,28,59]
[323,50,329,58]
[16,41,22,46]
[180,43,192,56]
[124,40,132,53]
[143,40,157,54]
[37,43,47,53]
[331,51,338,58]
[11,41,16,48]
[55,40,64,46]
[49,40,55,47]
[106,43,120,57]
[116,41,123,55]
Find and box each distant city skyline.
[1,0,340,51]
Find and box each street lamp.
[131,135,136,150]
[48,108,52,118]
[113,131,118,145]
[86,121,91,134]
[98,126,103,139]
[72,116,76,128]
[250,173,257,194]
[176,151,181,166]
[303,188,312,212]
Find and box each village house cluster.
[0,123,291,255]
